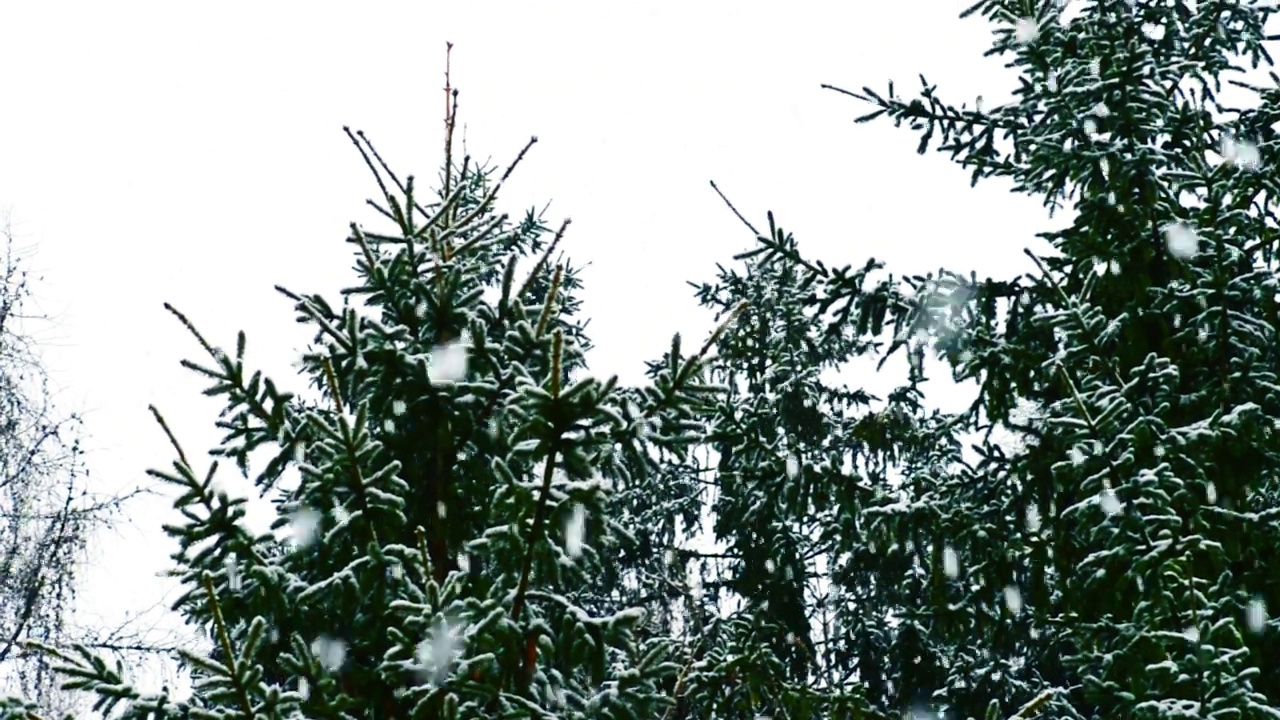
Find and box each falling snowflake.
[1083,118,1099,138]
[297,676,310,701]
[416,619,461,685]
[1141,22,1166,40]
[383,418,396,433]
[1004,585,1024,615]
[1205,481,1218,505]
[1222,134,1261,170]
[1093,102,1110,118]
[1069,446,1086,465]
[1163,222,1200,259]
[1014,17,1039,44]
[392,399,407,415]
[291,507,323,548]
[1089,57,1102,76]
[429,339,469,385]
[689,563,704,600]
[225,556,241,591]
[437,501,448,519]
[1046,71,1059,92]
[458,553,471,572]
[311,635,347,672]
[1183,626,1200,643]
[975,95,985,114]
[943,547,960,578]
[1099,489,1123,516]
[1247,597,1267,633]
[765,559,777,573]
[565,503,586,558]
[1025,505,1042,532]
[785,454,800,480]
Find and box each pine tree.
[676,203,942,719]
[0,88,748,719]
[715,0,1280,717]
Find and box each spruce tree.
[678,204,943,719]
[0,94,747,719]
[706,0,1280,717]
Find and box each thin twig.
[819,83,872,103]
[534,265,564,338]
[451,136,539,233]
[695,300,749,366]
[148,405,188,468]
[516,219,571,299]
[163,303,219,362]
[443,41,457,200]
[202,572,254,717]
[356,129,409,198]
[344,126,392,203]
[510,330,566,624]
[709,180,762,237]
[321,357,345,417]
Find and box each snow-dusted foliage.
[673,214,914,717]
[714,0,1280,717]
[6,2,1280,719]
[691,210,1042,716]
[0,107,748,719]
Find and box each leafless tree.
[0,217,176,718]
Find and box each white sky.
[0,0,1057,703]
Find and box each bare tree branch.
[0,217,156,717]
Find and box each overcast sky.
[0,0,1058,702]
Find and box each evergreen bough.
[690,0,1280,717]
[0,101,748,719]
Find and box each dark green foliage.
[0,113,752,719]
[687,0,1280,717]
[9,4,1280,719]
